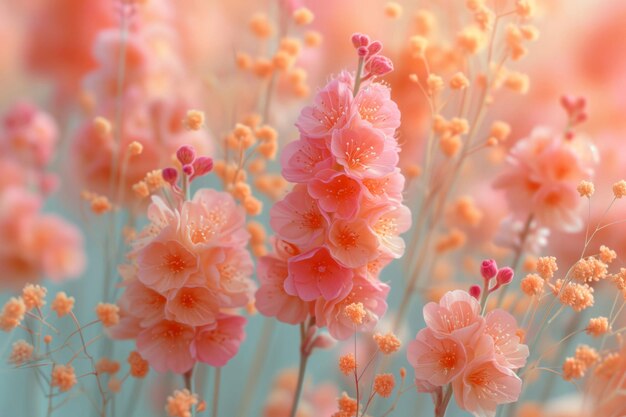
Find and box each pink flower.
[270,184,328,247]
[494,127,595,232]
[296,72,354,139]
[214,247,255,307]
[136,320,196,373]
[192,314,246,367]
[423,290,485,345]
[280,137,333,183]
[165,286,220,327]
[117,279,166,327]
[285,247,353,301]
[484,310,529,370]
[255,253,310,325]
[136,240,198,293]
[314,277,389,340]
[368,203,412,258]
[452,337,522,417]
[181,189,248,248]
[327,218,379,268]
[331,120,398,178]
[361,170,405,202]
[307,170,362,219]
[354,81,400,136]
[407,328,467,390]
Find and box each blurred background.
[0,0,625,416]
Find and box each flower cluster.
[256,35,410,340]
[0,103,85,289]
[494,126,596,232]
[71,1,213,207]
[112,150,254,373]
[407,289,528,417]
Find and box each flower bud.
[367,41,383,56]
[469,285,481,300]
[161,167,178,185]
[357,46,369,57]
[182,164,194,176]
[496,267,514,286]
[365,55,393,76]
[176,145,196,165]
[480,259,498,280]
[191,156,213,180]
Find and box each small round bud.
[191,156,214,178]
[469,285,481,300]
[496,267,514,285]
[367,41,383,56]
[176,145,196,165]
[162,167,178,185]
[480,259,498,280]
[365,55,394,76]
[182,164,194,176]
[357,46,369,57]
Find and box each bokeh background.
[0,0,625,416]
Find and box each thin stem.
[212,368,221,417]
[435,385,453,417]
[353,57,365,97]
[289,323,310,417]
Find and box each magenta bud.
[351,33,363,48]
[496,267,514,286]
[480,259,498,281]
[176,145,196,165]
[365,55,394,76]
[162,167,178,185]
[367,41,383,56]
[357,46,368,57]
[191,156,213,178]
[358,34,370,46]
[182,164,194,176]
[469,285,481,300]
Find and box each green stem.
[353,57,365,97]
[289,324,310,417]
[435,385,453,417]
[212,368,221,417]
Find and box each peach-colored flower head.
[494,127,596,232]
[113,185,253,373]
[51,292,75,318]
[96,303,120,327]
[9,340,34,365]
[408,290,527,414]
[128,351,150,378]
[165,389,198,417]
[51,364,77,392]
[0,297,26,332]
[21,284,47,311]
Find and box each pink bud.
[496,267,514,286]
[480,259,498,281]
[190,156,213,180]
[560,95,575,113]
[574,97,586,111]
[469,285,481,300]
[564,130,575,140]
[367,41,383,56]
[365,55,393,76]
[162,167,178,185]
[357,46,368,57]
[176,145,196,165]
[182,164,194,176]
[351,33,363,48]
[575,112,587,124]
[358,34,370,46]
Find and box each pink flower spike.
[469,285,481,299]
[480,259,498,281]
[285,247,353,301]
[176,145,196,165]
[162,168,178,186]
[365,55,394,77]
